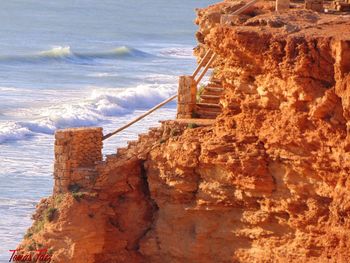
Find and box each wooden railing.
[232,0,259,15]
[103,0,260,141]
[192,50,217,85]
[102,94,177,140]
[103,49,217,141]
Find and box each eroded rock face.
[18,2,350,263]
[138,4,350,263]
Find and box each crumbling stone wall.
[53,127,103,194]
[177,75,197,119]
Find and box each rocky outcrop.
[18,1,350,263]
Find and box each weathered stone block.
[53,127,103,194]
[177,75,197,119]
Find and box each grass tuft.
[196,84,205,102]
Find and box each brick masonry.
[53,127,103,194]
[177,75,197,119]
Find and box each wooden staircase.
[102,0,261,142]
[196,79,224,119]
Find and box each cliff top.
[197,1,350,40]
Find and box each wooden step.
[199,94,220,104]
[202,90,222,96]
[170,118,215,126]
[196,109,220,119]
[196,108,221,115]
[207,83,223,89]
[196,108,222,115]
[196,107,221,113]
[200,100,220,105]
[210,78,222,84]
[200,94,220,100]
[204,86,224,93]
[197,102,221,109]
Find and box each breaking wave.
[0,122,34,144]
[0,46,151,64]
[0,84,176,144]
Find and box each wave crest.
[0,122,33,144]
[0,45,151,64]
[0,84,176,144]
[39,46,72,58]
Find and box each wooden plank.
[195,53,217,85]
[191,50,213,78]
[232,0,260,15]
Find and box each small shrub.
[196,84,205,102]
[170,129,181,137]
[28,244,35,251]
[47,248,54,255]
[68,183,81,193]
[31,219,45,234]
[72,192,84,202]
[24,232,33,239]
[187,123,199,129]
[25,206,56,238]
[44,207,57,222]
[159,138,166,144]
[53,194,64,207]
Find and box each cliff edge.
[18,1,350,262]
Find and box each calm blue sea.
[0,0,216,260]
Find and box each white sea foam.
[159,47,194,58]
[0,86,20,92]
[87,72,118,77]
[0,84,176,143]
[145,74,179,83]
[0,122,33,144]
[39,46,72,57]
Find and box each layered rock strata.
[18,2,350,262]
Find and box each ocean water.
[0,0,216,261]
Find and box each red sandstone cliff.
[18,1,350,262]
